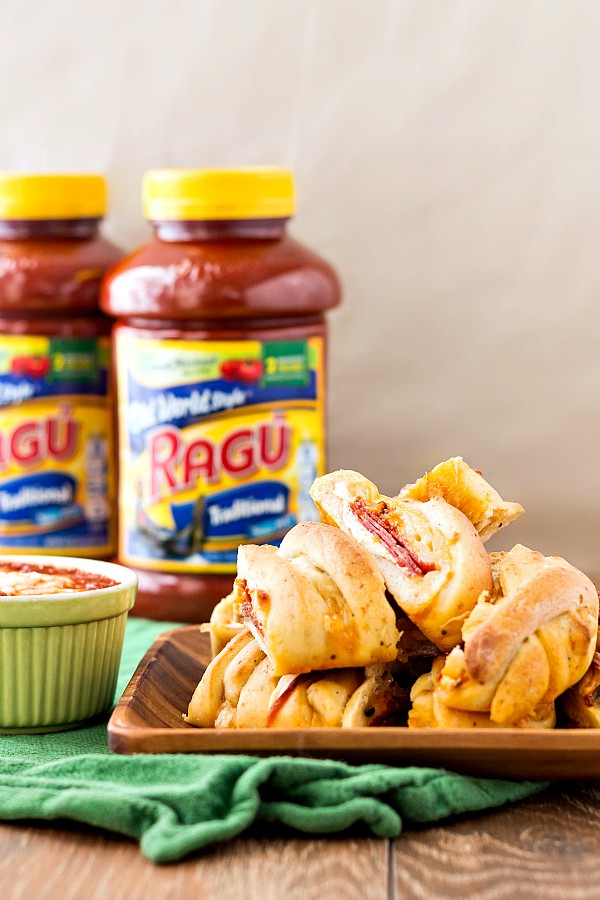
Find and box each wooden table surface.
[1,782,599,899]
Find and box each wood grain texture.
[0,822,387,900]
[108,626,600,779]
[392,783,600,899]
[1,786,600,898]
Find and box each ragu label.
[147,415,292,498]
[0,406,79,468]
[0,334,114,553]
[116,329,326,573]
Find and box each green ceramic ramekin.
[0,556,137,733]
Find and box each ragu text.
[147,414,292,501]
[0,406,79,470]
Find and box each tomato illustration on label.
[219,359,240,381]
[25,356,51,379]
[10,355,51,379]
[219,358,263,384]
[9,356,29,377]
[236,359,263,384]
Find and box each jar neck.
[151,218,289,242]
[0,218,102,240]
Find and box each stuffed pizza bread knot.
[186,628,412,728]
[186,626,362,728]
[398,456,524,542]
[408,656,556,729]
[309,469,493,651]
[188,460,597,732]
[436,544,598,724]
[227,520,399,676]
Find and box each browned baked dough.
[309,469,492,651]
[185,629,255,727]
[232,521,399,676]
[437,544,598,724]
[408,656,556,729]
[399,456,523,542]
[187,633,409,729]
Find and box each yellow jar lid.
[0,173,107,220]
[143,167,295,221]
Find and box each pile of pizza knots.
[186,457,600,730]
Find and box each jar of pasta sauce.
[102,168,341,621]
[0,174,121,558]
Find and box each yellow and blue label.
[0,334,114,554]
[116,329,326,573]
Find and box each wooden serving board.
[108,625,600,779]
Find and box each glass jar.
[0,174,122,557]
[102,167,341,621]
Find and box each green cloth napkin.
[0,618,548,863]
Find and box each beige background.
[1,0,598,575]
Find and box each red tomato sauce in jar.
[102,168,341,622]
[0,174,122,559]
[0,561,118,594]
